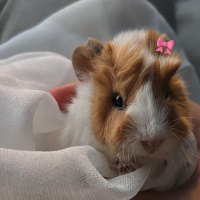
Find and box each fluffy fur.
[59,29,197,190]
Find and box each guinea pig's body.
[58,30,197,191]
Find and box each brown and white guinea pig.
[59,29,198,190]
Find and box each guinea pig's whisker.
[181,151,189,174]
[125,124,134,130]
[121,139,131,155]
[175,138,194,173]
[187,150,199,158]
[167,117,189,126]
[124,120,136,130]
[171,132,189,152]
[115,153,122,176]
[172,134,188,162]
[129,142,137,170]
[128,148,134,169]
[167,118,182,126]
[174,133,191,162]
[180,152,188,174]
[118,153,131,173]
[181,116,200,121]
[174,141,188,173]
[127,118,140,128]
[132,142,138,165]
[122,142,127,161]
[117,147,126,166]
[171,131,189,147]
[111,156,118,177]
[179,143,192,163]
[168,116,200,127]
[171,131,198,158]
[129,158,135,169]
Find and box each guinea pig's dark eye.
[112,93,124,109]
[165,93,169,99]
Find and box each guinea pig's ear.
[72,38,104,81]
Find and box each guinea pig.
[59,29,198,191]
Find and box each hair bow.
[156,37,174,55]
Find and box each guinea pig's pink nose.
[141,139,163,154]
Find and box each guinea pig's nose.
[141,139,162,154]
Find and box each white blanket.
[0,0,199,199]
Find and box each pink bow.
[156,37,174,55]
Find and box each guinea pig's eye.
[112,93,124,109]
[165,93,169,99]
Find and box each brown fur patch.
[90,41,148,150]
[151,58,191,138]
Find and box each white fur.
[112,30,179,72]
[112,29,147,50]
[126,80,167,139]
[59,82,112,159]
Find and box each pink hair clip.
[156,37,174,55]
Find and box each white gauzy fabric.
[0,146,151,200]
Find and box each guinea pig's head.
[72,30,192,171]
